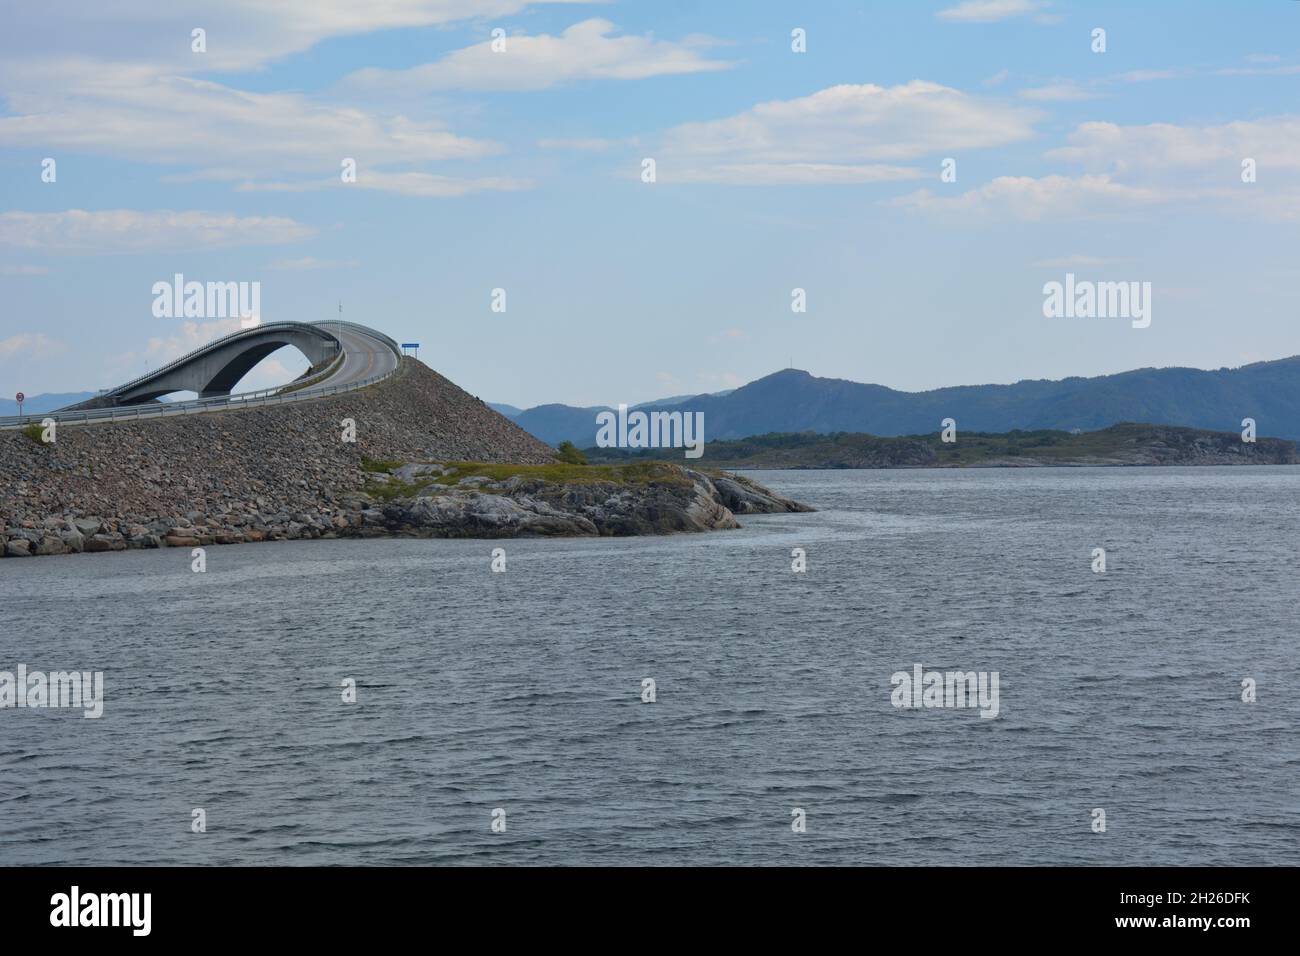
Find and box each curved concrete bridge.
[71,320,400,407]
[97,322,343,404]
[0,320,402,428]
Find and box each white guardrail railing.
[1,347,399,430]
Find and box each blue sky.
[2,0,1299,407]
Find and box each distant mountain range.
[498,390,736,448]
[493,358,1300,446]
[16,357,1300,445]
[0,391,95,416]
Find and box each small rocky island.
[361,460,811,538]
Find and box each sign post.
[15,391,23,418]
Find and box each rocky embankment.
[1,361,811,557]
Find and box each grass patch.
[356,458,693,500]
[361,456,403,474]
[362,476,436,501]
[432,460,689,487]
[21,423,45,444]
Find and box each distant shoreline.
[583,422,1298,470]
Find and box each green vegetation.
[432,460,688,487]
[919,425,1158,464]
[361,456,403,473]
[363,476,436,501]
[356,457,690,501]
[555,440,587,465]
[21,423,45,445]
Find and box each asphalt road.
[314,323,399,392]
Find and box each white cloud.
[892,174,1168,221]
[1020,82,1098,102]
[655,81,1039,184]
[1016,70,1178,102]
[1214,63,1300,77]
[355,170,533,197]
[346,19,732,93]
[0,5,614,199]
[0,210,314,253]
[0,333,64,360]
[0,66,502,182]
[895,115,1300,221]
[936,1,1049,23]
[1047,117,1300,172]
[239,170,533,197]
[0,1,592,74]
[1115,69,1181,83]
[1022,117,1300,222]
[672,163,924,186]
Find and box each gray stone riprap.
[1,360,811,556]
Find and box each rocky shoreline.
[0,463,811,557]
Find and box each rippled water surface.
[3,467,1298,865]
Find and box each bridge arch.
[90,322,341,406]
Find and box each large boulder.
[58,528,85,553]
[73,517,103,537]
[34,536,66,556]
[85,533,126,552]
[706,472,816,515]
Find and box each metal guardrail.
[0,327,401,430]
